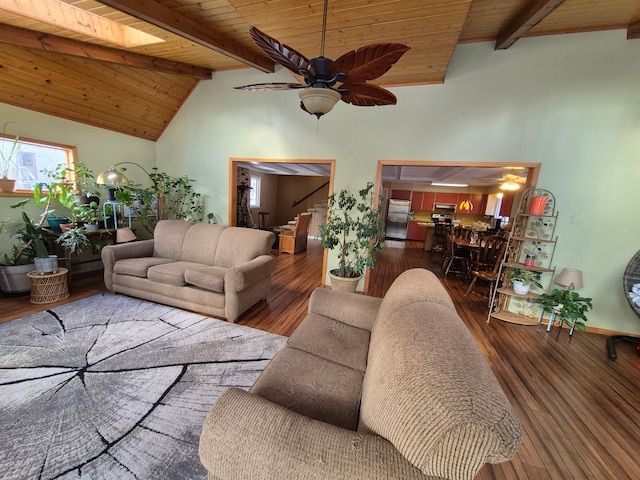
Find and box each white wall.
[157,29,640,335]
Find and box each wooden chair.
[465,235,507,308]
[443,231,470,276]
[279,213,312,254]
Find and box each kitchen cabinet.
[406,220,427,241]
[391,189,411,200]
[410,191,423,211]
[500,192,515,217]
[434,192,458,204]
[490,188,558,326]
[421,192,435,211]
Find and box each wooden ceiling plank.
[495,0,567,50]
[98,0,275,72]
[0,23,213,79]
[627,20,640,39]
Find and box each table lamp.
[554,268,583,290]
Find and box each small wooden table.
[27,268,70,304]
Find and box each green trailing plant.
[504,267,543,289]
[532,288,593,332]
[319,182,385,278]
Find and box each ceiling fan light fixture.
[499,180,520,191]
[298,87,341,118]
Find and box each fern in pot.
[319,182,385,292]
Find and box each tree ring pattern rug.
[0,293,287,479]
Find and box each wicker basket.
[27,268,70,304]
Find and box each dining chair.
[443,231,470,276]
[465,235,508,308]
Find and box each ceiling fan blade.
[234,82,303,91]
[340,83,397,106]
[249,27,311,75]
[331,43,410,83]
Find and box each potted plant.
[319,182,385,292]
[55,226,91,256]
[504,267,543,295]
[532,288,593,334]
[0,216,36,293]
[0,133,20,192]
[75,201,100,232]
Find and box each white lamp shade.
[96,167,129,187]
[298,88,341,118]
[555,268,583,288]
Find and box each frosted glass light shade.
[299,88,341,118]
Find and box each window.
[249,175,261,208]
[0,134,77,193]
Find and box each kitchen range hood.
[433,203,457,211]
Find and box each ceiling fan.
[234,0,410,118]
[496,173,527,191]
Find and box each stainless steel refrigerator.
[385,199,411,239]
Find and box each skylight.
[0,0,164,48]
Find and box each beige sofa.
[101,220,276,322]
[199,268,523,480]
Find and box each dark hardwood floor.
[2,238,639,479]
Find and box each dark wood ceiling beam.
[0,23,212,79]
[627,21,640,39]
[98,0,274,73]
[495,0,567,50]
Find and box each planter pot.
[329,270,361,293]
[0,178,16,192]
[34,255,59,275]
[59,222,77,232]
[529,196,548,216]
[0,263,34,293]
[512,280,530,295]
[85,223,99,233]
[47,216,70,233]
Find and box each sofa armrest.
[308,288,383,332]
[199,388,425,480]
[224,255,276,292]
[101,239,154,291]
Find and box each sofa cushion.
[184,266,227,293]
[147,261,204,287]
[215,227,274,268]
[287,313,370,372]
[152,220,195,260]
[250,347,364,431]
[181,223,226,265]
[113,257,176,278]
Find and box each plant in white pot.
[504,267,543,295]
[319,182,385,292]
[0,133,20,192]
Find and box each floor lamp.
[96,162,166,221]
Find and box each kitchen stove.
[431,213,453,224]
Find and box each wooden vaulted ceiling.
[0,0,638,141]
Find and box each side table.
[27,268,70,304]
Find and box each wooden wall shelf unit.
[489,188,558,325]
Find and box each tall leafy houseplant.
[532,288,593,333]
[319,182,385,288]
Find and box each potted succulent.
[532,288,593,334]
[504,267,543,295]
[319,182,385,292]
[0,133,20,192]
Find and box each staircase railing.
[291,181,329,207]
